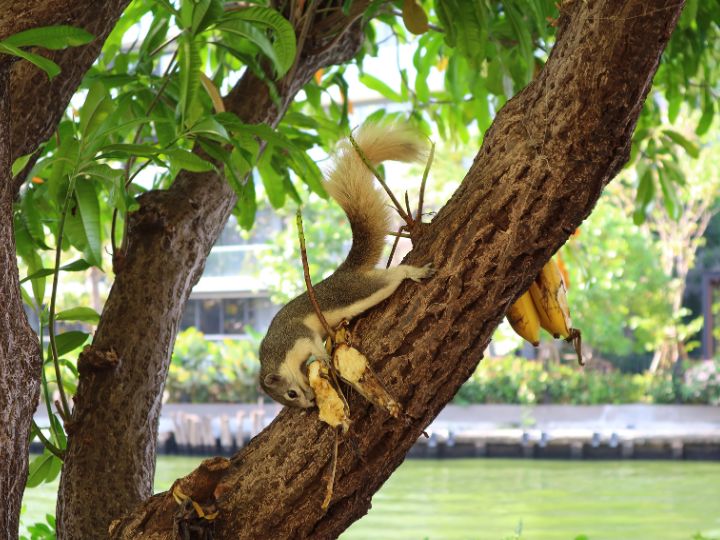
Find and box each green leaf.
[633,166,654,224]
[53,331,90,357]
[79,163,124,183]
[215,20,284,77]
[505,0,534,83]
[61,259,91,272]
[667,92,681,124]
[93,117,169,144]
[237,123,293,149]
[358,73,402,102]
[12,152,34,177]
[228,146,253,180]
[661,159,686,186]
[74,179,102,267]
[0,43,60,79]
[187,116,231,142]
[696,91,714,136]
[288,150,326,198]
[178,34,202,126]
[179,0,194,30]
[47,137,79,206]
[96,143,160,159]
[26,451,59,488]
[662,129,700,158]
[257,149,285,208]
[218,7,296,77]
[55,307,100,324]
[49,413,67,450]
[26,251,46,306]
[234,176,256,230]
[79,80,111,138]
[139,15,170,59]
[657,167,681,220]
[21,189,50,250]
[2,25,93,49]
[435,0,488,68]
[20,259,90,284]
[164,148,215,172]
[678,0,698,29]
[192,0,224,35]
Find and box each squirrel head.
[260,338,316,408]
[261,370,316,408]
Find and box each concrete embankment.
[33,403,720,459]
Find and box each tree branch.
[57,3,371,538]
[108,1,685,538]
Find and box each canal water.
[21,457,720,539]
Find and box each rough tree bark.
[56,4,371,539]
[0,63,43,540]
[106,1,685,539]
[0,2,135,537]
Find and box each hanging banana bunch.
[506,256,583,365]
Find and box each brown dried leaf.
[402,0,429,35]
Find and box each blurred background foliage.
[10,0,720,414]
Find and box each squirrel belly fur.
[259,123,433,408]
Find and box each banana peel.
[333,343,402,419]
[529,258,584,365]
[506,290,541,347]
[506,257,584,365]
[308,360,350,433]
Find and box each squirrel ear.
[264,373,281,387]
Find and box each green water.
[21,458,720,539]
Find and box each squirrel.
[259,122,434,408]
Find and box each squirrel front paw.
[407,263,435,282]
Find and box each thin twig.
[417,140,435,221]
[386,225,404,269]
[31,421,65,460]
[348,133,413,227]
[296,209,333,337]
[404,191,412,219]
[322,428,340,510]
[297,209,351,414]
[112,51,179,258]
[38,321,55,429]
[49,180,75,421]
[148,33,181,58]
[387,231,411,238]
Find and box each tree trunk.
[108,1,684,539]
[56,4,370,538]
[0,65,42,540]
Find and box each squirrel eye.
[286,390,298,399]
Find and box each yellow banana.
[529,257,584,365]
[506,291,541,346]
[529,257,572,339]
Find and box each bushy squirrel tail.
[326,122,426,271]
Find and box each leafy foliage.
[561,186,673,357]
[0,25,93,79]
[167,328,261,403]
[455,356,720,405]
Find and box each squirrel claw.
[408,263,435,282]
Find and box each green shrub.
[682,359,720,405]
[455,356,719,405]
[166,328,261,403]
